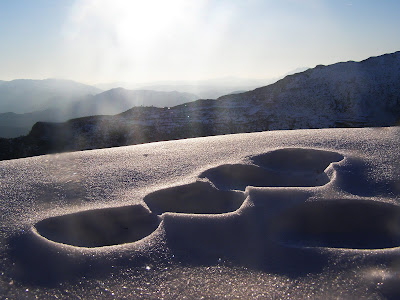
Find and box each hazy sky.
[1,0,400,85]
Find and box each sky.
[0,0,400,85]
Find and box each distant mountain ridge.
[0,78,102,114]
[1,51,399,160]
[68,88,199,116]
[0,87,199,138]
[95,77,275,99]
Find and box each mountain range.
[0,75,303,138]
[0,79,102,114]
[0,51,399,160]
[0,85,199,138]
[94,77,277,99]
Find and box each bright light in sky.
[63,0,230,82]
[0,0,400,84]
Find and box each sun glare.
[64,0,213,82]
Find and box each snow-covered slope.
[1,127,400,298]
[217,51,400,129]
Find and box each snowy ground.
[1,127,400,299]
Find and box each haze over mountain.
[0,87,199,138]
[94,70,310,100]
[0,79,102,114]
[95,77,276,100]
[1,51,399,161]
[0,109,61,138]
[0,70,309,138]
[69,88,199,116]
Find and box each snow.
[1,127,400,298]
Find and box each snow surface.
[1,127,400,299]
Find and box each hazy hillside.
[1,51,399,160]
[0,79,102,114]
[0,88,199,138]
[95,77,274,99]
[67,88,199,117]
[0,109,64,138]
